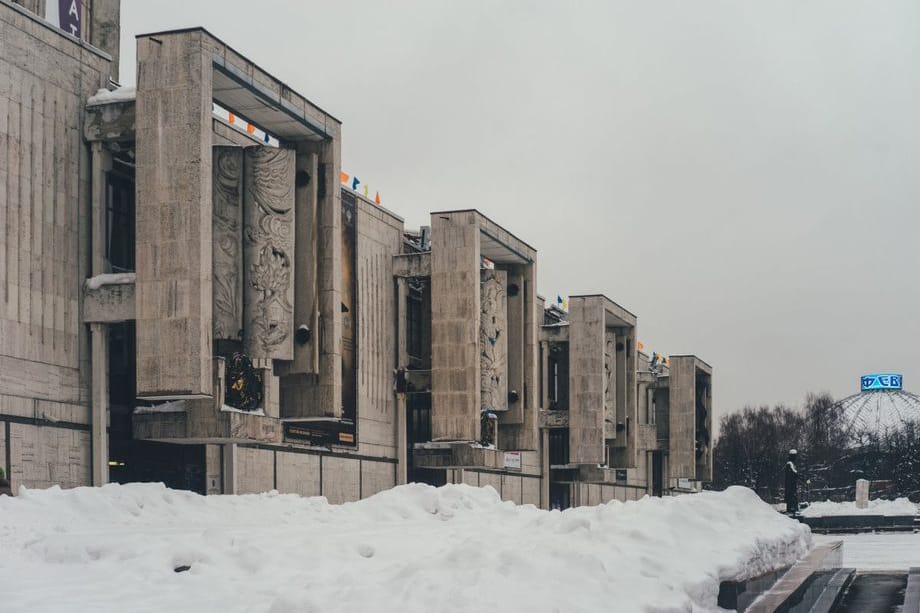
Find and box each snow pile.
[801,497,918,517]
[0,484,810,613]
[86,85,137,106]
[84,272,136,290]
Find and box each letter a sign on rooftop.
[861,373,903,392]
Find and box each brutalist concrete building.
[0,0,712,507]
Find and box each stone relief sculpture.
[605,329,617,435]
[212,147,244,341]
[480,269,508,412]
[243,146,296,360]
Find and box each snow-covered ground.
[814,533,920,571]
[801,498,918,517]
[0,483,811,613]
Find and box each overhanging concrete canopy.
[212,59,329,141]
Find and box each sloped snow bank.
[801,497,918,517]
[0,484,810,613]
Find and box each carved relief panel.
[480,269,508,412]
[242,147,296,360]
[212,147,244,341]
[604,329,617,439]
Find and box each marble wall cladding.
[480,269,508,412]
[212,146,244,341]
[242,147,295,360]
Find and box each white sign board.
[677,478,692,490]
[503,451,521,471]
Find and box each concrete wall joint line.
[0,414,92,431]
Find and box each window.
[105,170,135,272]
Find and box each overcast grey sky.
[119,1,920,425]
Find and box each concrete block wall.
[7,422,90,490]
[0,2,114,493]
[355,196,403,459]
[275,451,321,496]
[446,469,542,506]
[228,445,397,503]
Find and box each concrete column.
[90,322,109,486]
[222,444,237,494]
[88,0,120,79]
[90,142,111,275]
[89,141,111,487]
[316,139,342,417]
[395,277,409,486]
[288,149,319,374]
[568,297,605,465]
[540,428,550,509]
[135,31,214,399]
[430,219,480,441]
[540,341,549,409]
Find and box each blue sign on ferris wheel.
[861,373,903,392]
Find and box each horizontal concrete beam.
[393,252,431,278]
[82,276,136,323]
[133,403,281,444]
[84,100,136,142]
[413,442,504,469]
[538,410,569,429]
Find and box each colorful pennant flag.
[375,191,381,205]
[228,112,235,124]
[363,184,369,197]
[352,177,360,190]
[246,123,255,135]
[340,171,349,184]
[637,341,645,351]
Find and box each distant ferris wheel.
[834,373,920,442]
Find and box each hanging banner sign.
[861,373,903,392]
[46,0,82,37]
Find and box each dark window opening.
[548,428,570,466]
[548,343,569,410]
[105,161,135,272]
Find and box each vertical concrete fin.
[242,146,295,360]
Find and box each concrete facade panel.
[235,446,274,494]
[7,422,90,490]
[501,473,522,504]
[521,476,540,507]
[360,459,395,499]
[275,451,321,497]
[321,455,359,504]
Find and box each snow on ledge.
[84,272,136,291]
[0,484,811,612]
[220,404,265,416]
[133,400,186,415]
[801,497,918,517]
[87,85,136,106]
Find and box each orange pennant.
[340,171,349,184]
[375,191,381,205]
[246,123,255,135]
[228,112,235,124]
